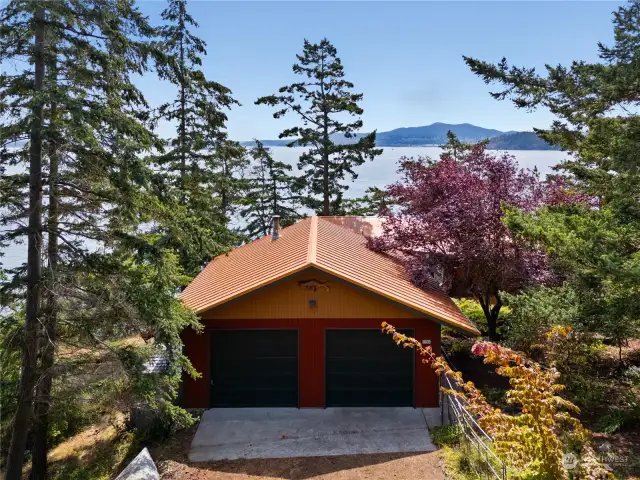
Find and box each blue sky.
[138,1,621,140]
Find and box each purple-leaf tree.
[370,142,563,340]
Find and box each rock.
[115,447,159,480]
[130,403,160,430]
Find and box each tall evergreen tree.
[464,0,640,352]
[31,30,60,477]
[240,140,302,238]
[256,38,382,216]
[440,130,475,160]
[153,0,245,276]
[339,187,390,216]
[1,1,200,476]
[1,4,45,477]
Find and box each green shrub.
[595,411,628,434]
[448,337,473,355]
[454,298,510,338]
[481,387,508,409]
[500,286,579,352]
[442,444,498,480]
[562,374,608,415]
[594,389,640,434]
[0,311,23,465]
[625,366,640,386]
[455,299,489,335]
[430,425,461,447]
[48,373,129,447]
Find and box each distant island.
[486,131,559,150]
[8,123,560,151]
[241,122,561,151]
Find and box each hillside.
[375,122,503,145]
[242,123,559,150]
[487,131,560,150]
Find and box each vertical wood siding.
[201,269,424,320]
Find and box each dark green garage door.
[210,330,298,407]
[326,329,414,407]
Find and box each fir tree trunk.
[6,6,46,479]
[179,19,187,205]
[31,97,59,480]
[221,158,229,214]
[322,130,329,216]
[321,62,330,215]
[272,178,277,217]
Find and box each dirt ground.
[152,424,446,480]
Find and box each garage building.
[180,216,479,409]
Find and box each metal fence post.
[441,374,507,480]
[440,375,444,425]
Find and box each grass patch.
[431,425,487,480]
[442,444,497,480]
[46,415,145,480]
[50,431,141,480]
[430,425,461,447]
[431,425,508,480]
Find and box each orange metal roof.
[181,216,480,335]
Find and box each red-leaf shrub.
[371,143,570,339]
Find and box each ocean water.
[0,147,569,269]
[268,146,570,198]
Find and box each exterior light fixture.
[308,299,317,309]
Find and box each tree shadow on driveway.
[158,451,444,480]
[153,424,445,479]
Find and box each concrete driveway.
[188,408,439,462]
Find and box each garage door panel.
[216,357,298,374]
[326,329,414,407]
[326,387,414,407]
[213,332,297,356]
[214,372,297,389]
[327,388,414,407]
[212,388,297,408]
[327,371,413,390]
[211,330,298,407]
[326,357,413,374]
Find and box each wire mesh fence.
[440,372,508,480]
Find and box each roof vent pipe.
[271,215,281,240]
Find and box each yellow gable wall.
[201,268,425,320]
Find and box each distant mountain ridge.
[376,122,504,146]
[241,122,559,150]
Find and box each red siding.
[182,318,441,409]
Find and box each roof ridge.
[307,216,318,264]
[317,216,369,239]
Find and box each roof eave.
[309,262,480,336]
[183,261,480,336]
[183,263,311,314]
